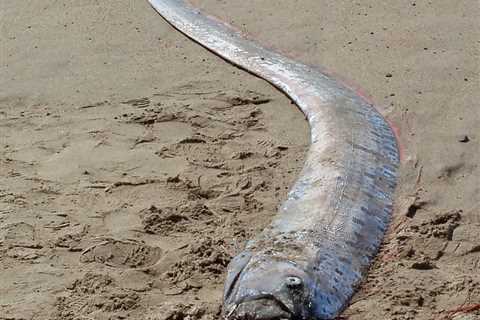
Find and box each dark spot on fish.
[352,217,365,226]
[339,256,351,264]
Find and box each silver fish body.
[147,1,399,319]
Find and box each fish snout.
[225,297,292,320]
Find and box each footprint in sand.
[0,222,40,248]
[79,238,162,269]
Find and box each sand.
[0,0,478,319]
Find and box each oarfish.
[147,1,399,319]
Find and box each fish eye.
[285,276,303,288]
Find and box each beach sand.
[1,1,478,319]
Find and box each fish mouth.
[225,294,293,320]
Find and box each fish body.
[147,1,399,319]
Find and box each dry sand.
[1,1,479,320]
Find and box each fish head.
[223,251,317,320]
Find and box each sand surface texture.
[1,0,479,320]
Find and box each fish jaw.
[223,253,316,320]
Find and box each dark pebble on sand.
[411,260,436,270]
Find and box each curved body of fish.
[147,1,399,319]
